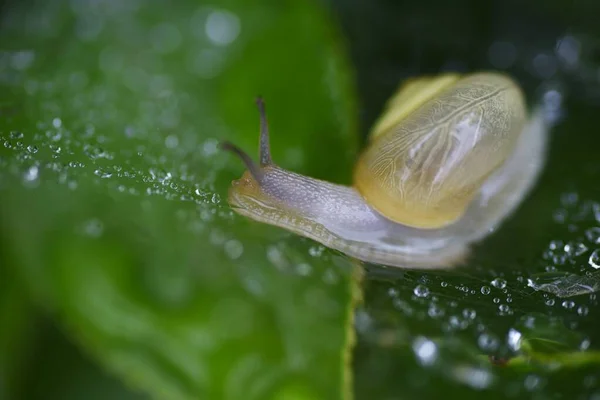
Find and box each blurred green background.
[1,0,600,399]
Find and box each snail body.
[221,72,550,269]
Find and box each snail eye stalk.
[219,141,264,183]
[256,96,272,167]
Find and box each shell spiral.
[353,72,527,229]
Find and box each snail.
[220,72,550,269]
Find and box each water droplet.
[477,333,499,351]
[565,241,588,256]
[556,35,581,68]
[23,165,39,182]
[412,336,438,366]
[448,315,467,330]
[562,300,575,309]
[266,245,286,269]
[27,145,38,153]
[589,249,600,269]
[308,245,324,257]
[9,131,23,139]
[428,304,444,318]
[94,169,113,178]
[498,304,511,313]
[205,9,241,46]
[413,284,430,298]
[491,278,507,289]
[211,193,220,204]
[577,305,589,316]
[82,218,103,238]
[480,286,491,295]
[561,192,579,206]
[440,281,448,287]
[165,134,179,149]
[209,229,226,245]
[295,263,311,276]
[202,138,218,157]
[462,308,476,320]
[545,298,555,306]
[585,227,600,244]
[452,366,493,390]
[322,268,338,285]
[524,374,541,391]
[52,117,62,128]
[224,239,243,259]
[507,328,522,351]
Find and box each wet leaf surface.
[0,1,358,399]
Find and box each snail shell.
[355,73,527,229]
[221,72,549,269]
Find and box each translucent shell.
[354,72,527,229]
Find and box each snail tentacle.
[219,141,264,183]
[256,96,273,166]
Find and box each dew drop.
[480,286,491,295]
[462,308,476,320]
[295,263,311,276]
[322,268,338,285]
[524,374,541,391]
[448,315,467,330]
[205,9,241,46]
[165,134,179,149]
[491,278,507,289]
[477,333,499,351]
[412,336,438,366]
[428,304,444,318]
[52,117,62,128]
[308,246,324,257]
[94,169,113,178]
[413,284,430,298]
[565,241,588,256]
[586,227,600,245]
[562,300,575,309]
[589,249,600,269]
[27,145,38,153]
[82,218,104,238]
[9,131,23,139]
[577,305,589,316]
[23,165,39,182]
[224,239,243,259]
[507,328,522,351]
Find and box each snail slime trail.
[221,73,551,269]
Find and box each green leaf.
[0,262,38,399]
[0,1,359,399]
